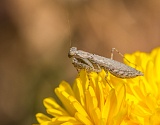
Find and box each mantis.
[68,47,143,78]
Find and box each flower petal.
[73,78,85,107]
[59,81,75,97]
[36,113,51,123]
[75,112,93,125]
[55,89,76,116]
[43,97,68,116]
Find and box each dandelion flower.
[34,47,160,125]
[123,47,160,125]
[35,68,136,125]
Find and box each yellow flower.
[123,47,160,125]
[35,69,136,125]
[34,47,160,125]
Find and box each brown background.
[0,0,160,125]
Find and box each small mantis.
[68,47,143,78]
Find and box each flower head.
[123,47,160,124]
[35,47,160,125]
[35,69,134,125]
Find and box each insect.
[68,47,143,78]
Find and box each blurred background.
[0,0,160,125]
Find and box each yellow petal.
[114,82,126,115]
[55,89,76,116]
[52,116,77,122]
[91,107,101,125]
[59,81,75,97]
[79,69,90,91]
[154,48,160,82]
[46,108,68,116]
[97,79,104,111]
[86,86,98,112]
[145,94,157,112]
[145,60,158,94]
[36,113,51,123]
[88,72,98,91]
[60,121,82,125]
[73,78,85,107]
[75,112,93,125]
[149,109,160,125]
[107,89,117,123]
[43,97,68,115]
[72,99,89,117]
[102,89,115,124]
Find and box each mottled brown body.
[68,47,143,78]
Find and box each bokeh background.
[0,0,160,125]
